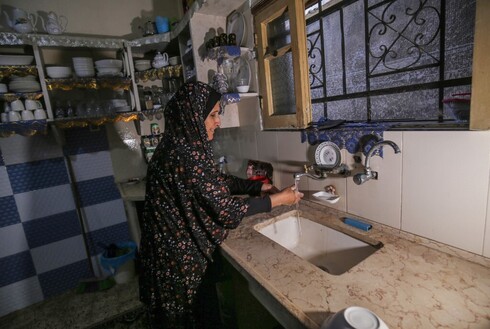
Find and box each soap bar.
[343,217,372,231]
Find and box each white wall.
[0,0,182,38]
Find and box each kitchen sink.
[255,213,383,275]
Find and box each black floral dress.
[139,82,254,328]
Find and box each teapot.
[152,52,169,69]
[40,11,67,35]
[3,8,37,33]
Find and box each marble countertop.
[220,200,490,329]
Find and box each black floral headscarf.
[139,82,248,327]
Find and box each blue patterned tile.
[86,222,130,256]
[76,176,121,207]
[23,210,82,249]
[30,235,87,274]
[38,259,92,299]
[7,157,69,194]
[0,251,36,288]
[63,127,109,156]
[0,195,21,228]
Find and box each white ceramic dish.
[95,59,122,68]
[312,191,340,204]
[46,66,72,79]
[227,11,247,46]
[0,55,34,66]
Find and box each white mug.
[8,111,21,122]
[34,109,47,120]
[10,99,25,112]
[25,99,42,110]
[21,110,35,121]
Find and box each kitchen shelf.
[51,111,139,128]
[45,77,132,91]
[0,65,38,79]
[134,65,182,83]
[0,92,43,102]
[0,119,48,137]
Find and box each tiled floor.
[0,276,147,329]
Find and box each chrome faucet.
[353,140,401,185]
[294,165,328,181]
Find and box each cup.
[34,109,47,120]
[155,16,169,34]
[1,112,8,122]
[25,99,42,110]
[169,56,180,66]
[21,110,34,121]
[0,83,7,93]
[10,99,25,112]
[8,111,21,122]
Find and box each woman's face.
[204,102,221,140]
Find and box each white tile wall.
[69,151,115,182]
[401,131,490,254]
[346,131,403,228]
[213,124,490,257]
[15,184,76,222]
[30,235,87,274]
[82,199,128,232]
[0,134,63,166]
[0,277,43,318]
[0,224,29,258]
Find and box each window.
[305,0,475,124]
[254,0,312,129]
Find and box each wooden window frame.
[254,0,312,129]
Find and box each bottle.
[218,156,227,174]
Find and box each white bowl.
[0,55,34,66]
[72,57,93,63]
[134,59,150,65]
[135,64,151,71]
[236,85,250,93]
[95,59,122,68]
[46,66,72,79]
[96,67,121,74]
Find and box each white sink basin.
[255,214,382,275]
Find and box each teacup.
[169,56,180,66]
[8,111,21,122]
[10,99,25,111]
[21,110,34,121]
[25,99,42,110]
[34,109,47,120]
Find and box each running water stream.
[294,178,302,236]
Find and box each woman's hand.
[269,185,304,208]
[261,183,280,194]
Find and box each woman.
[139,81,302,328]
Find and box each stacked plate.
[94,59,123,77]
[9,75,41,92]
[73,57,95,78]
